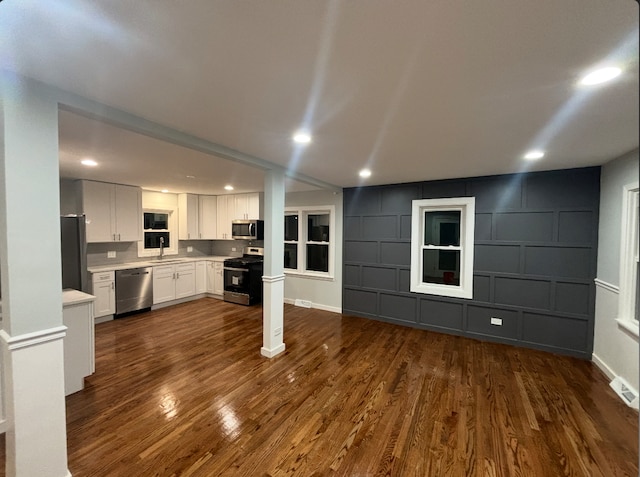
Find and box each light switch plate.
[490,317,503,326]
[187,246,193,252]
[107,251,116,258]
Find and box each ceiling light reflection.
[580,66,622,85]
[81,158,97,167]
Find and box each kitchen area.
[61,178,266,317]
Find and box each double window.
[285,206,334,279]
[410,197,475,299]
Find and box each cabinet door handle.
[113,233,116,241]
[111,282,114,290]
[176,272,180,279]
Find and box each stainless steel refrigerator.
[61,215,89,292]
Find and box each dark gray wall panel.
[467,306,518,339]
[473,275,491,302]
[555,282,590,315]
[344,289,378,315]
[419,300,463,329]
[475,214,492,240]
[558,211,594,244]
[380,294,417,322]
[344,189,381,215]
[362,266,396,291]
[344,265,360,286]
[422,180,467,199]
[399,269,411,292]
[362,216,397,239]
[525,169,599,209]
[381,186,419,214]
[343,167,600,359]
[474,245,520,273]
[494,277,550,310]
[400,216,412,239]
[524,247,591,279]
[522,312,588,351]
[495,212,553,242]
[469,176,523,212]
[344,216,361,240]
[344,241,378,263]
[380,242,410,265]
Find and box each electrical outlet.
[490,317,503,326]
[231,247,237,252]
[107,251,116,258]
[274,327,282,337]
[187,246,193,252]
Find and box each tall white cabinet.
[81,180,142,243]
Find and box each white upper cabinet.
[179,194,217,240]
[233,193,263,220]
[178,193,199,240]
[216,195,235,240]
[198,195,217,239]
[81,181,142,243]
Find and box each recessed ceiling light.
[81,159,97,167]
[293,131,312,144]
[580,66,622,85]
[524,150,545,160]
[224,185,234,191]
[359,169,372,178]
[161,189,169,193]
[186,175,195,179]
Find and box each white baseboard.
[284,298,341,314]
[592,353,616,381]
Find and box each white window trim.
[284,205,335,280]
[616,181,639,336]
[137,207,179,258]
[410,197,475,299]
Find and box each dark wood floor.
[1,298,637,476]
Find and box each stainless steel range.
[223,247,264,305]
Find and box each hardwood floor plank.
[0,298,637,476]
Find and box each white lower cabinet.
[196,261,207,294]
[153,262,196,304]
[91,271,115,318]
[206,260,224,296]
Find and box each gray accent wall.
[343,167,600,359]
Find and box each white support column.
[261,169,286,358]
[0,74,71,476]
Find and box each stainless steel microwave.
[231,220,264,240]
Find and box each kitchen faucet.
[159,236,165,259]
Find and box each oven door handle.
[224,267,249,272]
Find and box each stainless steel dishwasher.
[115,267,153,315]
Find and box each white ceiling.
[1,0,638,194]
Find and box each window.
[143,212,170,250]
[138,208,178,258]
[410,197,475,299]
[617,183,639,335]
[284,206,334,279]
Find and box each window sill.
[284,270,334,282]
[616,318,639,338]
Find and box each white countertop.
[62,289,96,306]
[87,255,234,273]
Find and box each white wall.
[284,190,343,313]
[593,149,639,391]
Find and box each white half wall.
[593,149,639,391]
[284,190,343,313]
